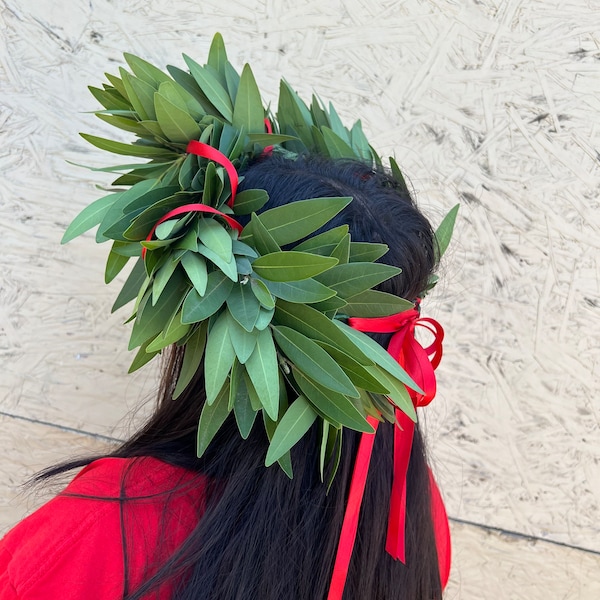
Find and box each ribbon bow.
[327,303,450,600]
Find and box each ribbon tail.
[428,469,452,589]
[327,416,380,600]
[385,408,415,563]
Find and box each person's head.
[118,152,443,600]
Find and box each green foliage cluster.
[63,34,457,480]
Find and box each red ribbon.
[141,141,243,258]
[327,304,450,600]
[263,118,274,154]
[141,204,242,259]
[186,140,238,207]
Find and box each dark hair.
[46,154,442,599]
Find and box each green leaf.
[89,85,131,110]
[389,156,410,195]
[227,311,258,363]
[231,189,270,215]
[327,427,343,491]
[128,337,160,373]
[272,326,358,397]
[343,290,413,317]
[316,342,390,394]
[265,396,317,466]
[327,102,350,142]
[226,282,261,332]
[254,306,274,330]
[120,69,157,120]
[152,255,180,305]
[252,251,338,282]
[178,153,197,190]
[154,93,201,143]
[364,365,416,421]
[95,113,149,135]
[197,218,232,262]
[181,270,233,324]
[235,256,252,275]
[245,327,279,420]
[197,243,238,282]
[124,53,171,86]
[129,270,186,349]
[80,133,177,158]
[435,204,459,260]
[157,80,206,120]
[262,406,293,478]
[334,320,421,393]
[348,242,389,263]
[207,33,228,77]
[321,127,356,159]
[62,192,118,243]
[105,249,129,284]
[183,55,233,121]
[181,252,208,296]
[224,61,241,102]
[204,311,236,404]
[173,322,207,398]
[250,278,275,310]
[155,218,181,240]
[293,369,373,432]
[197,382,231,457]
[293,225,349,255]
[233,64,264,134]
[247,213,280,255]
[310,95,330,128]
[112,258,147,312]
[246,133,298,146]
[319,420,330,481]
[167,65,215,113]
[138,120,166,139]
[308,295,347,313]
[315,263,401,298]
[274,300,373,365]
[108,187,182,241]
[330,233,350,264]
[253,196,352,246]
[233,376,258,439]
[146,311,190,352]
[175,228,200,252]
[350,120,372,160]
[262,278,336,303]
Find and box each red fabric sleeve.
[0,457,204,600]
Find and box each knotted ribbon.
[142,141,242,257]
[327,303,450,600]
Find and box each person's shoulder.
[0,457,205,599]
[66,456,200,498]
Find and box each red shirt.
[0,457,206,600]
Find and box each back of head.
[121,152,443,600]
[58,37,450,600]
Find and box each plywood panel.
[1,0,599,592]
[0,414,114,533]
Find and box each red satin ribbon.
[141,140,243,258]
[141,203,242,259]
[186,140,238,207]
[263,118,274,154]
[327,304,450,600]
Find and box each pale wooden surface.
[1,0,599,597]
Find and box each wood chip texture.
[1,1,599,598]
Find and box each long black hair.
[45,153,442,599]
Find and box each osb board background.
[1,0,599,597]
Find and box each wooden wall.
[1,1,599,597]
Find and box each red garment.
[0,457,206,600]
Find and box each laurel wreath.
[63,33,458,480]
